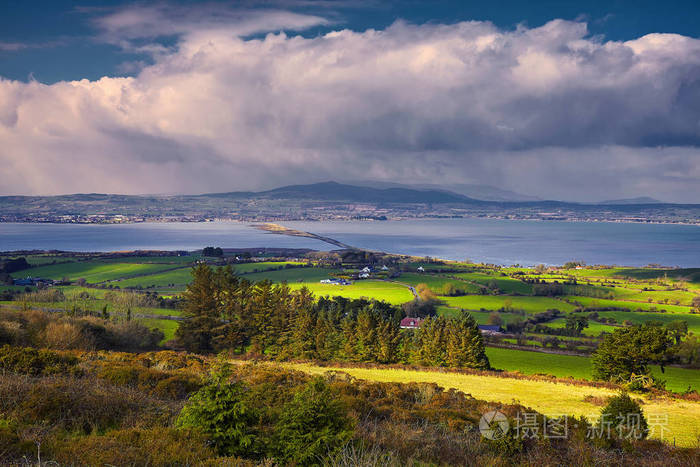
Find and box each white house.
[417,266,425,272]
[359,273,370,279]
[361,267,371,274]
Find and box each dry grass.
[276,362,700,448]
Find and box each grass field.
[545,318,619,337]
[287,280,414,305]
[241,267,342,283]
[100,255,199,264]
[110,267,194,288]
[279,361,700,447]
[12,261,179,283]
[453,272,533,294]
[437,308,524,325]
[137,317,179,343]
[233,261,305,274]
[594,311,700,334]
[397,273,482,294]
[486,347,700,393]
[566,296,693,314]
[441,295,577,313]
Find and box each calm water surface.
[1,219,698,267]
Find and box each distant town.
[1,182,699,225]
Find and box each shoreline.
[1,216,699,227]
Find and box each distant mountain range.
[598,197,664,205]
[1,181,696,224]
[207,181,483,204]
[207,181,674,206]
[345,180,542,202]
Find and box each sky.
[1,1,699,202]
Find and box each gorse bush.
[47,428,215,465]
[0,375,181,436]
[0,309,163,351]
[96,362,202,399]
[599,393,649,441]
[0,344,79,376]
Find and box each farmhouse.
[13,277,53,287]
[478,325,504,335]
[400,317,424,329]
[417,266,425,272]
[320,278,351,285]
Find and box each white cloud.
[1,8,699,201]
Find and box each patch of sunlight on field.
[287,281,414,305]
[278,362,700,447]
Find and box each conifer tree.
[176,263,220,353]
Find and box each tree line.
[175,264,490,369]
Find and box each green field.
[13,261,179,283]
[545,318,619,336]
[437,308,525,326]
[396,273,482,294]
[288,280,414,305]
[233,261,305,274]
[137,317,179,343]
[111,267,194,288]
[594,311,700,334]
[441,295,577,313]
[453,272,533,294]
[566,296,693,314]
[486,347,700,393]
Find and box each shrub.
[0,345,79,376]
[177,370,259,457]
[153,374,203,399]
[274,377,354,465]
[106,321,164,350]
[41,322,92,350]
[47,428,215,465]
[0,420,34,461]
[599,393,648,441]
[1,375,180,434]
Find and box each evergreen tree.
[592,325,672,382]
[176,263,220,353]
[354,308,378,362]
[375,319,400,364]
[445,312,490,369]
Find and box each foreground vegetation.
[1,250,700,463]
[1,322,698,464]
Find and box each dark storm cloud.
[0,6,699,201]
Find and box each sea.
[1,219,699,267]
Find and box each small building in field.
[320,278,351,285]
[400,317,424,329]
[417,266,425,272]
[381,265,389,271]
[478,325,504,335]
[359,273,370,279]
[361,267,372,274]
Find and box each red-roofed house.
[400,317,424,329]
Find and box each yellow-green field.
[287,280,415,305]
[277,362,700,447]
